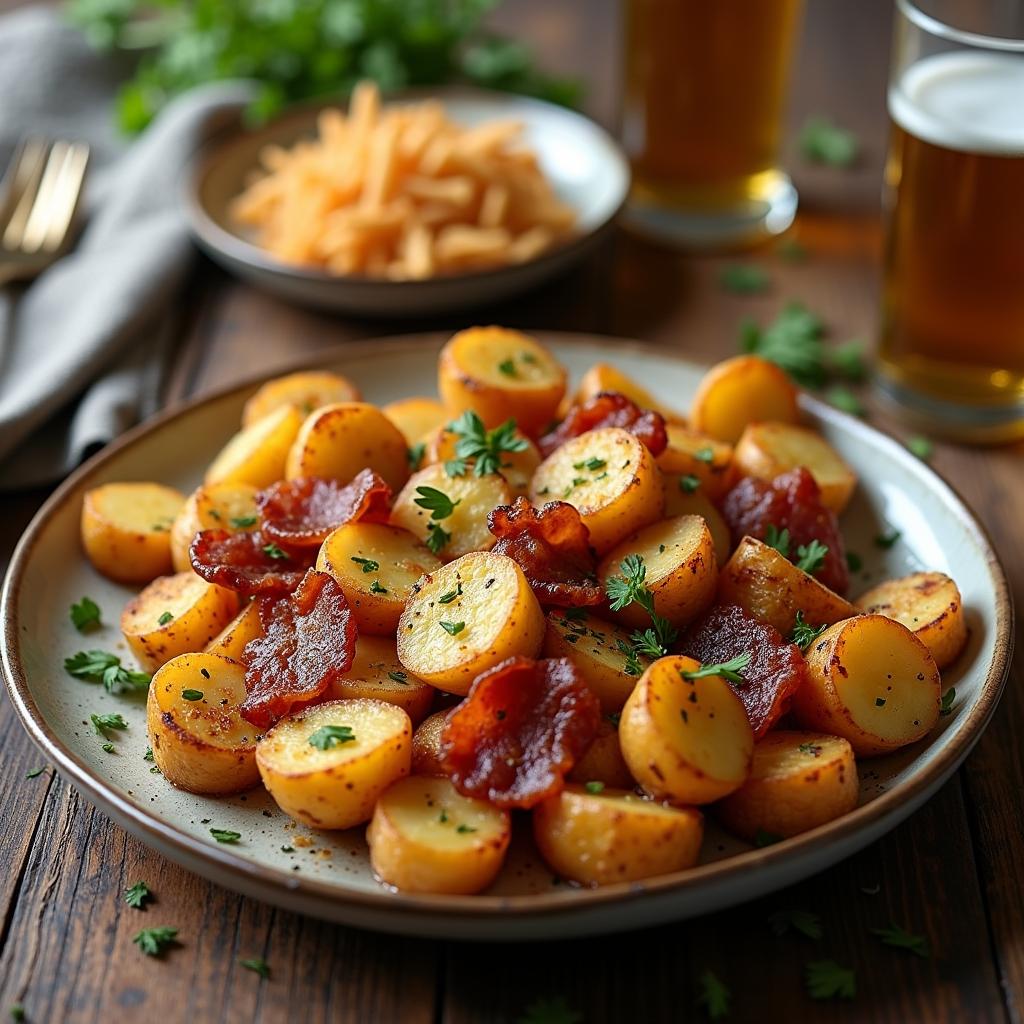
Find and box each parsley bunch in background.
[67,0,581,134]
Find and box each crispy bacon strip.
[189,529,314,597]
[721,467,849,594]
[681,604,807,738]
[240,569,356,729]
[258,470,392,548]
[539,391,668,458]
[441,656,600,809]
[487,497,602,607]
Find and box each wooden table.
[2,1,1022,1021]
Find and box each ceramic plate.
[185,90,629,316]
[1,334,1011,940]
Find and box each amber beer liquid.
[622,0,803,246]
[879,51,1024,438]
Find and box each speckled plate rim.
[1,332,1013,936]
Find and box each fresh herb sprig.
[791,611,827,652]
[605,554,678,670]
[65,650,151,695]
[446,411,529,477]
[682,653,751,686]
[413,485,461,555]
[70,596,102,632]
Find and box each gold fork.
[0,138,90,286]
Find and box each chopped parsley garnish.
[350,556,380,573]
[829,339,867,382]
[720,263,769,294]
[64,650,151,695]
[768,908,822,940]
[764,524,790,557]
[798,742,823,757]
[438,582,463,604]
[133,926,179,957]
[447,411,528,477]
[369,580,388,594]
[230,515,258,528]
[209,828,241,844]
[10,1005,25,1022]
[605,554,677,662]
[804,959,856,1000]
[791,610,827,651]
[102,742,115,754]
[25,767,46,779]
[407,442,426,471]
[308,725,356,750]
[795,540,828,574]
[939,687,956,717]
[874,528,901,549]
[240,957,271,978]
[584,781,605,794]
[262,542,288,560]
[440,621,466,637]
[124,880,153,909]
[800,116,859,166]
[91,713,128,738]
[438,808,449,824]
[70,596,102,632]
[497,358,517,378]
[455,823,477,834]
[181,689,204,702]
[143,746,154,761]
[157,611,174,626]
[696,968,731,1020]
[871,922,929,958]
[693,446,714,464]
[826,386,865,417]
[907,435,933,461]
[682,653,751,685]
[875,697,886,707]
[388,671,408,684]
[425,522,453,555]
[414,486,460,519]
[573,457,607,472]
[679,474,701,493]
[739,301,825,387]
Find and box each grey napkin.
[0,7,252,490]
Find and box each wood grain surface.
[1,1,1022,1022]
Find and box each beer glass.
[878,0,1024,441]
[621,0,804,248]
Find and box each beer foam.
[889,51,1024,155]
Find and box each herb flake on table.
[70,596,102,632]
[720,263,770,294]
[826,386,865,417]
[907,436,934,461]
[124,880,153,910]
[768,908,822,940]
[133,926,179,957]
[209,828,242,844]
[240,957,271,979]
[308,725,356,750]
[10,1005,25,1022]
[64,650,151,695]
[25,767,46,780]
[696,968,731,1019]
[739,302,825,387]
[872,922,929,957]
[516,995,583,1024]
[804,960,856,1000]
[800,116,859,166]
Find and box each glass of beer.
[621,0,804,249]
[878,0,1024,441]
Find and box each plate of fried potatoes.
[185,86,629,315]
[1,330,1011,939]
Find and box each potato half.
[170,482,259,572]
[205,404,303,489]
[383,396,448,445]
[438,326,566,434]
[329,634,436,724]
[533,785,704,886]
[656,425,735,502]
[574,362,684,423]
[529,427,665,554]
[716,731,859,842]
[718,536,855,635]
[256,698,412,829]
[396,551,545,695]
[81,482,186,584]
[121,572,239,673]
[411,710,450,777]
[855,572,967,669]
[568,719,635,790]
[619,655,753,804]
[147,652,260,795]
[794,615,941,757]
[367,775,511,894]
[204,601,263,660]
[317,521,442,633]
[661,483,732,566]
[598,515,718,631]
[241,370,361,428]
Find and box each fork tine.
[21,141,72,254]
[41,143,89,253]
[1,139,49,250]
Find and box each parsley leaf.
[308,725,356,750]
[907,435,933,461]
[262,542,288,560]
[240,957,271,978]
[804,959,856,1000]
[768,908,822,940]
[133,926,178,957]
[584,781,604,794]
[70,596,102,632]
[679,474,701,493]
[800,116,859,166]
[157,611,174,626]
[764,524,790,557]
[939,687,956,717]
[720,263,769,294]
[448,411,528,476]
[826,386,865,417]
[682,653,751,685]
[516,996,583,1024]
[124,880,153,909]
[407,442,426,472]
[740,302,825,388]
[10,1005,25,1022]
[350,556,379,573]
[230,515,258,528]
[209,828,241,844]
[414,486,461,520]
[604,554,677,660]
[369,580,388,594]
[388,671,408,684]
[497,358,517,378]
[438,583,463,604]
[795,540,828,574]
[875,528,901,549]
[455,823,477,834]
[91,713,128,738]
[696,968,731,1019]
[827,339,868,382]
[425,521,452,555]
[64,650,151,695]
[798,741,823,757]
[181,689,204,701]
[440,621,466,636]
[791,610,827,651]
[25,767,46,779]
[871,922,929,958]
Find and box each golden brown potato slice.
[317,521,442,633]
[169,481,259,572]
[532,785,704,886]
[598,515,718,631]
[855,572,967,669]
[329,634,435,724]
[390,463,511,561]
[204,601,263,660]
[574,362,685,423]
[568,719,635,789]
[284,402,409,491]
[733,421,857,514]
[81,482,186,584]
[689,355,799,443]
[147,652,261,795]
[718,536,855,635]
[121,572,239,673]
[411,710,450,777]
[794,614,941,757]
[661,483,732,566]
[396,551,545,695]
[438,326,566,434]
[382,396,448,445]
[656,425,735,502]
[542,610,643,713]
[716,731,859,842]
[619,655,753,804]
[256,698,412,829]
[241,370,361,428]
[205,404,303,489]
[367,775,511,894]
[529,427,665,554]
